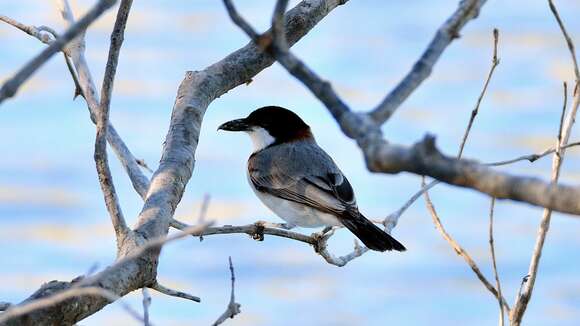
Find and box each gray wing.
[248,141,356,215]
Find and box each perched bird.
[218,106,405,252]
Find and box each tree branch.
[511,3,580,322]
[0,16,56,46]
[0,0,117,104]
[511,61,578,325]
[94,0,134,242]
[370,0,487,124]
[423,178,510,312]
[150,282,200,303]
[488,197,505,326]
[0,287,144,325]
[56,0,151,199]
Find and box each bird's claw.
[252,221,265,241]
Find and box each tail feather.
[340,211,406,252]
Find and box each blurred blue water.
[1,0,580,325]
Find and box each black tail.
[340,211,406,252]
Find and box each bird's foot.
[252,221,266,241]
[310,226,337,253]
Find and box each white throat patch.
[246,127,275,152]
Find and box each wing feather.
[248,141,357,215]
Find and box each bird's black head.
[218,106,313,147]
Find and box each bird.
[218,106,406,252]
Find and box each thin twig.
[150,283,200,303]
[142,288,151,326]
[485,141,580,166]
[423,178,510,312]
[212,257,241,326]
[94,0,133,241]
[171,219,316,245]
[0,0,117,104]
[0,15,56,45]
[488,198,504,326]
[458,28,500,157]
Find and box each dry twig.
[488,198,504,326]
[94,0,134,242]
[212,257,241,326]
[423,178,510,312]
[150,283,200,303]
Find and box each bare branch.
[511,0,580,319]
[488,198,505,326]
[0,287,144,324]
[315,228,369,267]
[458,28,500,157]
[212,257,241,326]
[423,178,510,312]
[58,0,150,200]
[511,80,577,324]
[94,0,134,241]
[364,134,580,216]
[142,288,151,326]
[170,219,317,246]
[370,0,487,124]
[485,141,580,166]
[0,15,56,45]
[381,137,580,235]
[150,282,200,303]
[0,0,117,104]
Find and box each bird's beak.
[217,118,251,132]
